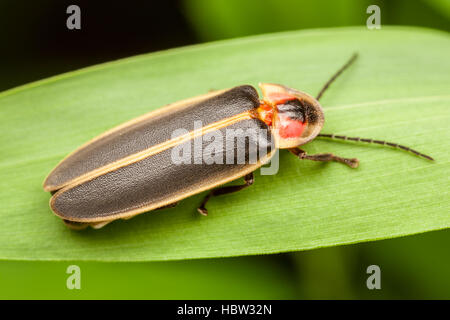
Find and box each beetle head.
[257,83,324,149]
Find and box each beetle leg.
[197,172,254,216]
[289,148,359,168]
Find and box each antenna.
[316,53,358,101]
[317,134,434,161]
[315,54,434,161]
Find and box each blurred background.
[1,0,449,299]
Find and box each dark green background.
[1,0,449,299]
[1,230,449,299]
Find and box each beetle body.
[44,83,324,228]
[44,54,432,229]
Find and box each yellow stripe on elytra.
[54,147,275,223]
[57,111,253,191]
[43,89,229,191]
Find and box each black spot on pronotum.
[277,100,305,122]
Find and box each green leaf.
[0,26,448,261]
